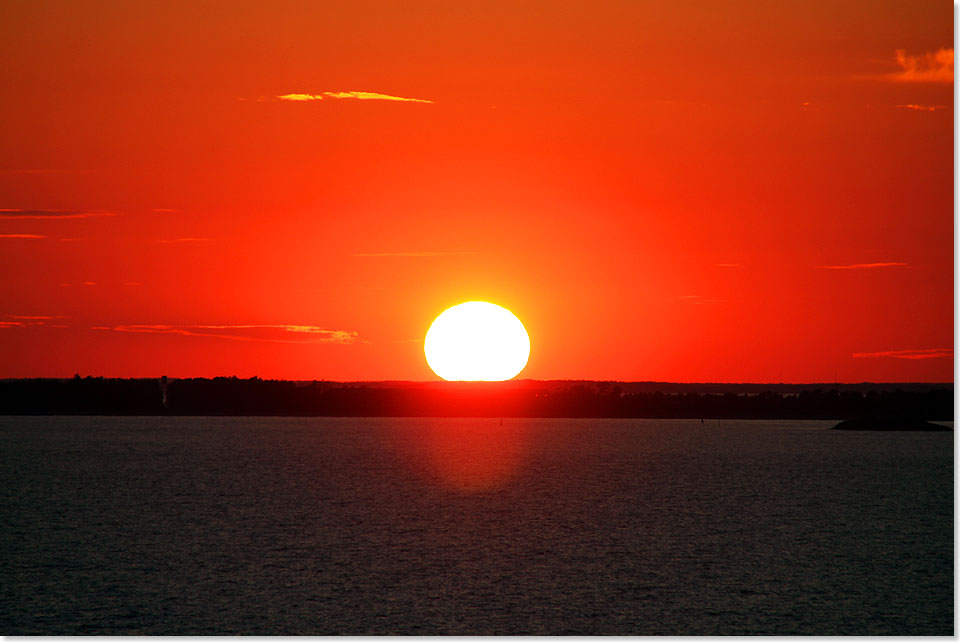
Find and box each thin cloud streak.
[898,104,947,111]
[324,91,434,103]
[889,48,953,83]
[816,262,908,270]
[277,93,323,102]
[152,238,211,243]
[853,348,952,360]
[278,91,434,104]
[0,209,115,219]
[1,315,60,327]
[100,324,360,345]
[0,234,46,239]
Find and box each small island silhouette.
[832,416,951,431]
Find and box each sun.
[424,301,531,381]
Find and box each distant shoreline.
[0,375,954,393]
[0,377,951,420]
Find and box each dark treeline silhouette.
[0,376,952,420]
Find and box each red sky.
[0,1,953,382]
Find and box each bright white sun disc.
[424,301,530,381]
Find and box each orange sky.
[0,1,953,382]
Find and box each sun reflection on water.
[402,419,531,493]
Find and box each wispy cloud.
[0,233,46,239]
[0,315,62,328]
[151,208,179,213]
[0,209,114,219]
[353,251,476,257]
[151,238,211,243]
[277,93,324,102]
[324,91,434,103]
[816,262,907,270]
[897,104,947,112]
[853,348,952,360]
[277,91,434,104]
[99,324,360,344]
[889,48,953,83]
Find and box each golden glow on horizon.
[424,302,530,381]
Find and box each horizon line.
[0,376,951,386]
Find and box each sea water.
[0,416,952,634]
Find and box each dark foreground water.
[0,416,952,635]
